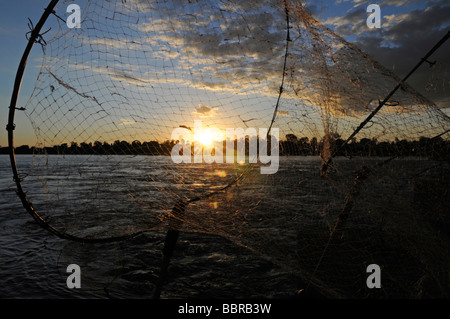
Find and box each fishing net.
[9,0,450,298]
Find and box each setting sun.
[194,128,223,147]
[196,130,214,146]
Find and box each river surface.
[0,154,446,298]
[0,155,312,299]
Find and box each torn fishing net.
[12,0,450,298]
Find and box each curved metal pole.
[7,0,60,227]
[5,1,152,243]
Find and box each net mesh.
[12,0,450,298]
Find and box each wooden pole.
[152,200,187,299]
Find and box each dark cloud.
[129,0,446,115]
[334,7,368,36]
[193,104,218,117]
[354,0,450,105]
[303,2,329,18]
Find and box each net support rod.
[6,0,67,240]
[6,0,151,244]
[152,200,187,299]
[267,0,291,137]
[322,30,450,174]
[7,0,60,209]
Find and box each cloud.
[49,0,445,125]
[323,7,375,36]
[335,0,420,8]
[276,110,291,116]
[193,104,218,117]
[120,118,137,126]
[148,0,443,116]
[379,0,421,7]
[317,0,449,109]
[110,71,150,85]
[131,0,287,94]
[352,0,450,104]
[383,13,410,29]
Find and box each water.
[1,155,447,298]
[0,155,302,299]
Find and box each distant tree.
[286,134,298,143]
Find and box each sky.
[0,0,449,147]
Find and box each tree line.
[0,134,448,159]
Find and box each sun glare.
[196,131,214,146]
[194,128,222,147]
